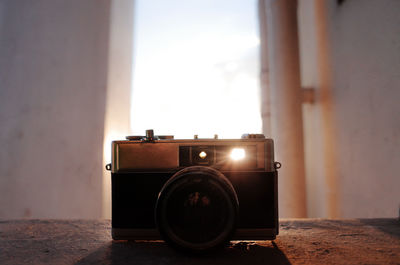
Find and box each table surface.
[0,219,399,265]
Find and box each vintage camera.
[107,130,280,252]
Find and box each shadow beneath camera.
[75,240,291,265]
[358,218,400,239]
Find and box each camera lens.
[155,166,238,252]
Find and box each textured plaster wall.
[328,0,400,217]
[0,0,111,218]
[299,0,400,217]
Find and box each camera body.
[108,130,279,251]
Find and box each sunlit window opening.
[131,0,262,139]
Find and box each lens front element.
[155,166,238,252]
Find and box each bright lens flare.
[230,148,245,161]
[199,151,207,159]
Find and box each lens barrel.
[155,166,239,253]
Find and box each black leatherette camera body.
[110,133,279,240]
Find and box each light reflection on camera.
[230,148,246,161]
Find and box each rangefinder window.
[192,146,215,165]
[215,145,257,170]
[179,145,257,169]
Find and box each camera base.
[112,228,277,241]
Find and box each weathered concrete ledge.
[0,219,399,264]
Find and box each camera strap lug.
[274,162,281,170]
[105,163,111,171]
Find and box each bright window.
[131,0,261,139]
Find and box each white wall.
[328,0,400,217]
[2,0,398,219]
[299,0,400,217]
[102,0,135,218]
[0,0,111,218]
